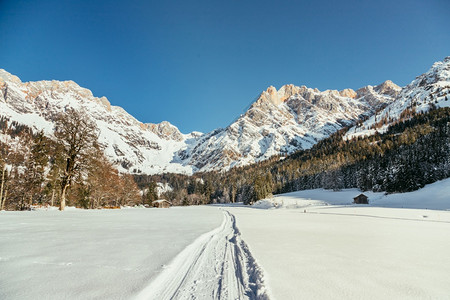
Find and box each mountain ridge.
[1,57,448,175]
[0,69,197,175]
[346,56,450,140]
[176,80,400,171]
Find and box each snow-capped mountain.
[0,68,399,174]
[3,57,448,174]
[0,69,199,175]
[346,56,450,140]
[178,82,399,171]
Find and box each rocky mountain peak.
[257,85,281,105]
[339,89,357,98]
[278,84,304,102]
[257,84,324,107]
[266,85,277,95]
[374,80,401,97]
[0,69,21,84]
[355,80,400,101]
[145,121,184,142]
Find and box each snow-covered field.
[0,207,222,299]
[228,205,450,299]
[229,178,450,299]
[1,179,450,299]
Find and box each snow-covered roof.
[152,199,172,204]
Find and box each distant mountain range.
[1,57,448,175]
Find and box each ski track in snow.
[135,210,269,300]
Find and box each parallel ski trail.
[135,209,269,300]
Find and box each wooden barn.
[152,199,172,208]
[353,194,369,204]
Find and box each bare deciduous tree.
[54,109,98,210]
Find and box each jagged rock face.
[177,81,398,171]
[339,89,357,98]
[355,80,401,109]
[346,57,450,140]
[374,80,401,97]
[0,69,196,175]
[145,121,185,142]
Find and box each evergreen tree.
[144,181,158,205]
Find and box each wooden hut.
[353,194,369,204]
[152,199,172,208]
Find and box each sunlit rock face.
[178,80,398,172]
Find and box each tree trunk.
[60,184,69,211]
[231,186,236,203]
[50,188,55,207]
[0,165,6,210]
[94,197,100,209]
[1,188,7,210]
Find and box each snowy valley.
[2,0,450,299]
[1,57,450,300]
[0,58,450,300]
[1,179,449,299]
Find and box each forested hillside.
[136,107,450,205]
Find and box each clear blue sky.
[1,0,449,133]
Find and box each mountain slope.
[0,69,198,175]
[346,56,450,140]
[178,82,399,171]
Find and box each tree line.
[2,106,450,210]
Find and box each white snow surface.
[225,178,450,299]
[136,210,268,300]
[0,206,223,300]
[227,204,450,299]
